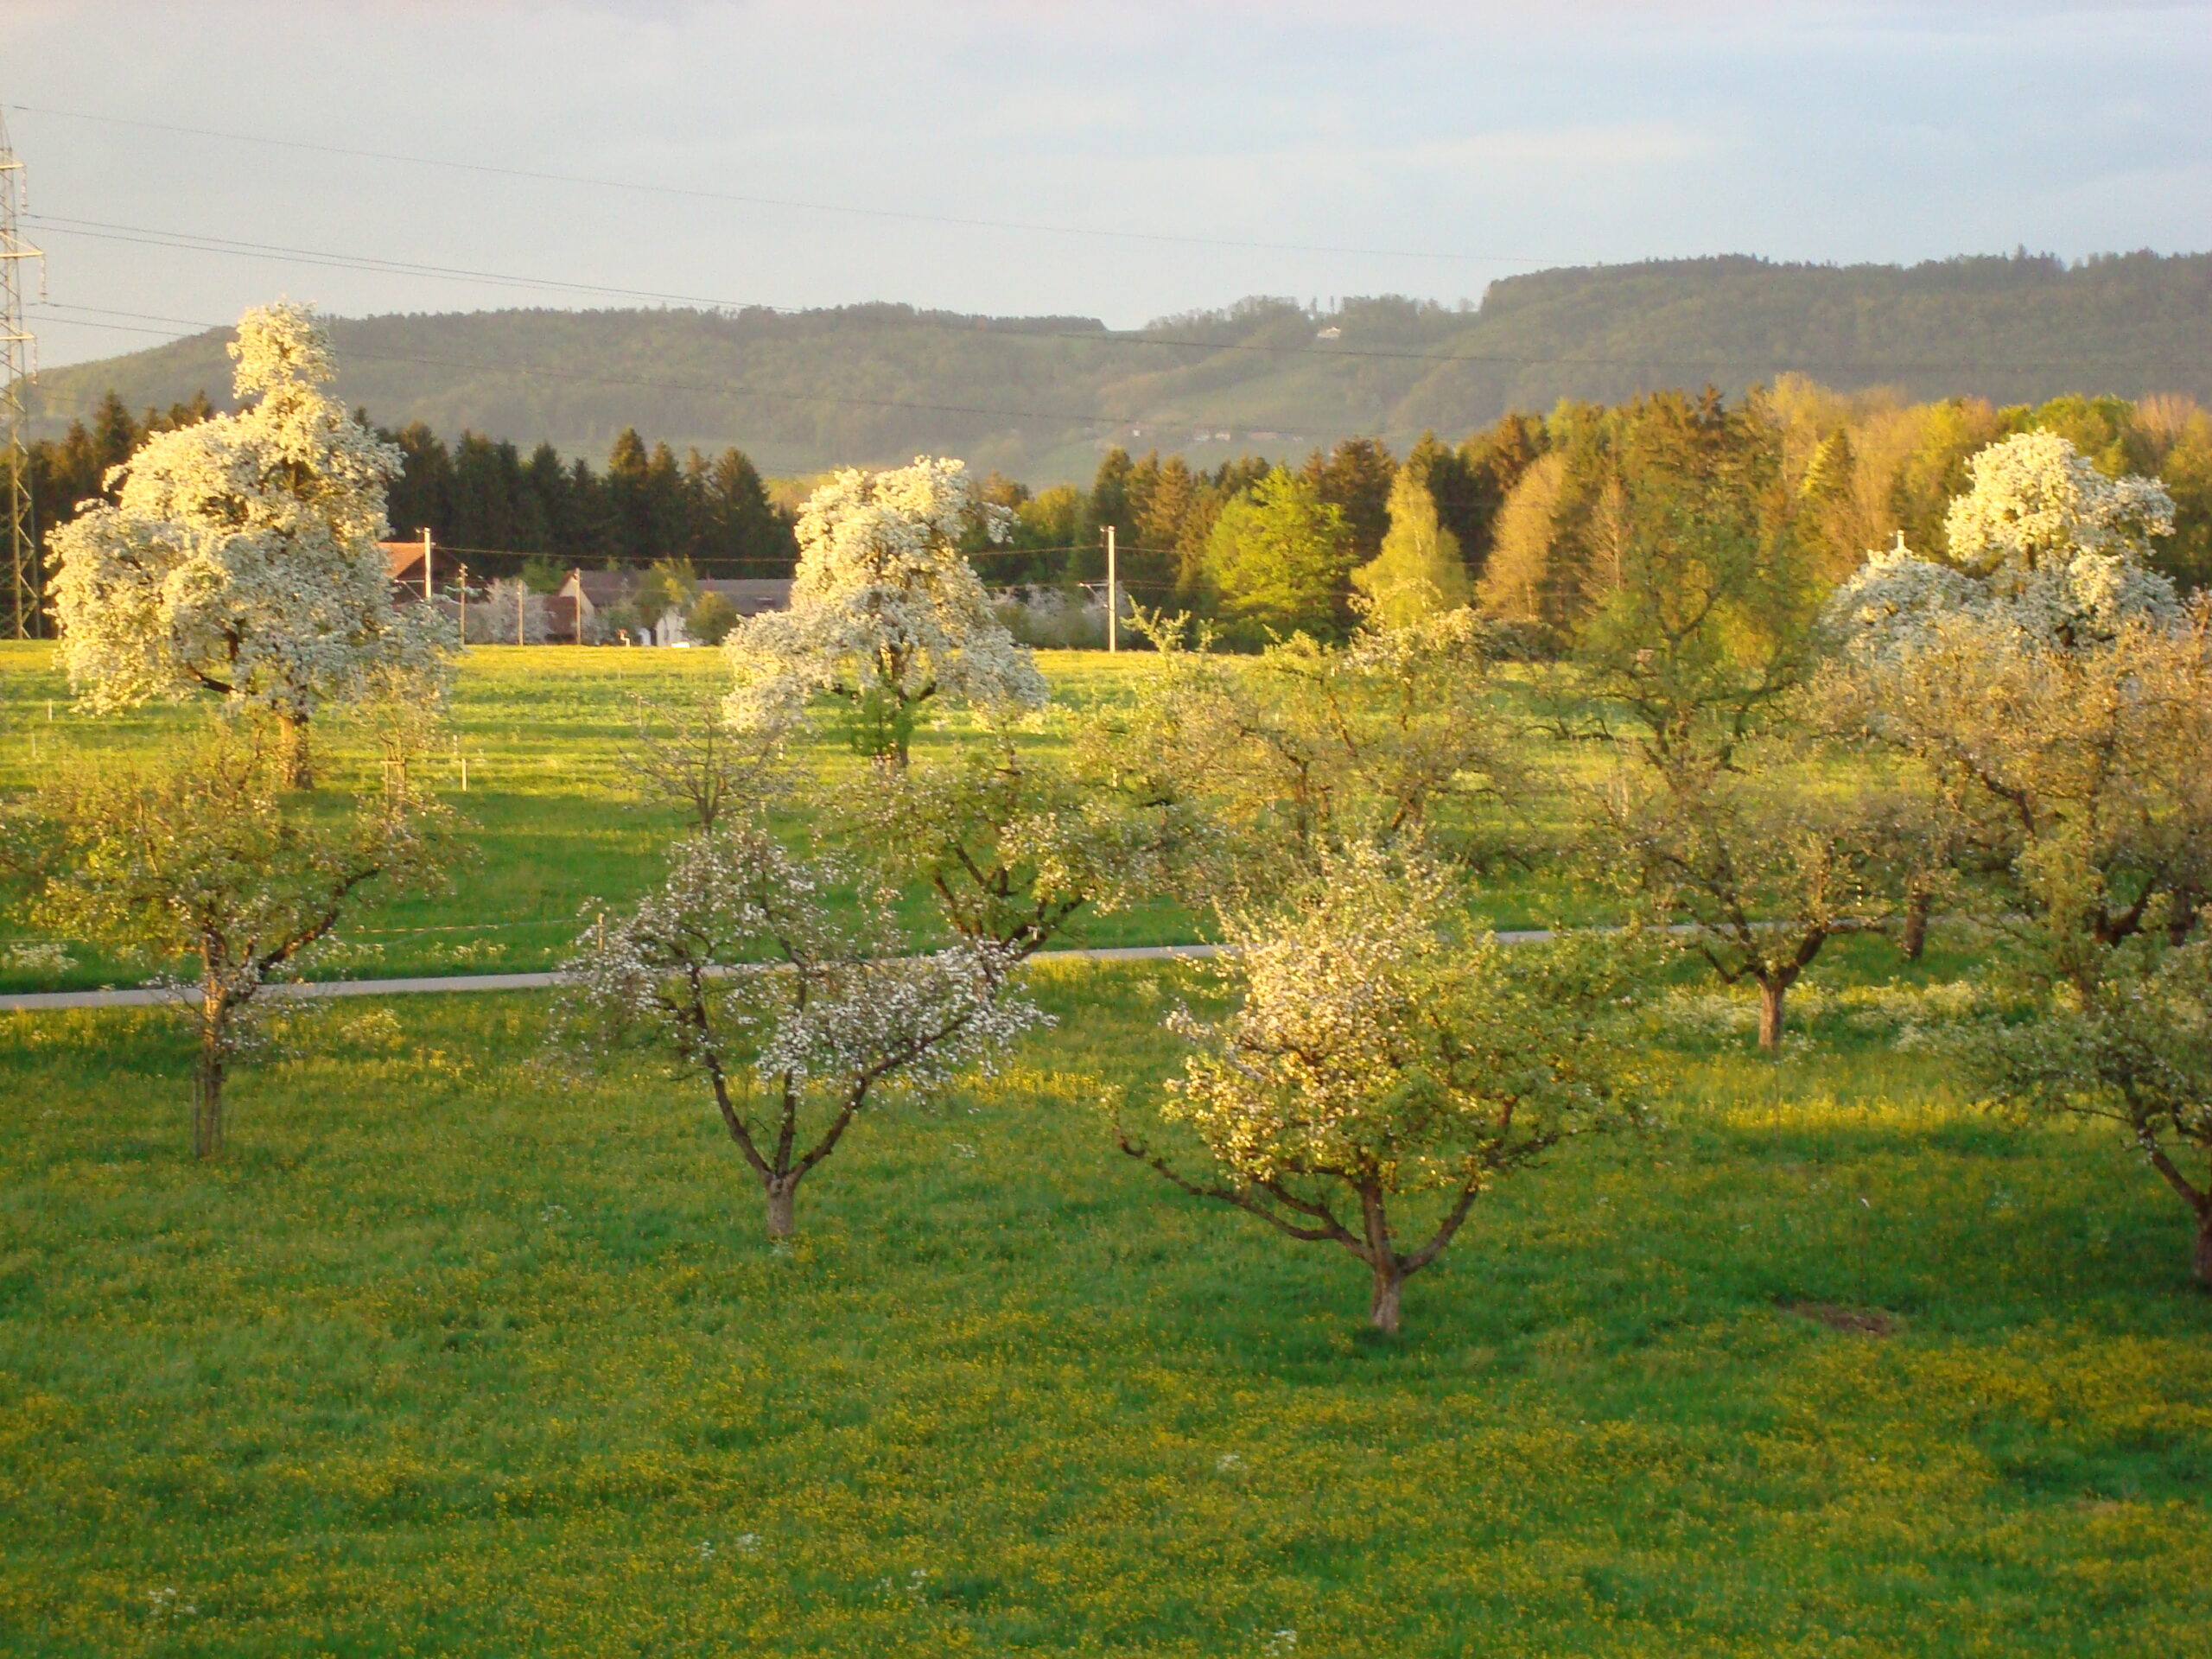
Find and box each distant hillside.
[29,251,2212,482]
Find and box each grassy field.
[6,640,2209,1654]
[0,644,1216,995]
[0,643,1602,995]
[4,953,2211,1656]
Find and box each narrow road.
[0,932,1562,1014]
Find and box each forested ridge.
[27,250,2212,482]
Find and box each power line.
[31,214,772,314]
[8,100,1550,269]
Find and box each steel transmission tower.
[1,107,45,639]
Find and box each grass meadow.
[4,644,2211,1654]
[0,643,1595,995]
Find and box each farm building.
[557,570,791,645]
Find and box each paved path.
[0,932,1562,1014]
[0,944,1226,1013]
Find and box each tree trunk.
[765,1179,797,1240]
[1368,1259,1406,1333]
[1901,884,1932,961]
[192,1008,225,1160]
[2195,1211,2212,1289]
[276,709,313,790]
[1757,977,1789,1053]
[2169,887,2202,949]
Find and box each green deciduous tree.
[1353,468,1471,626]
[1200,467,1356,642]
[10,725,451,1157]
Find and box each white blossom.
[1944,429,2175,577]
[1121,839,1641,1330]
[48,302,452,735]
[552,817,1045,1236]
[722,457,1045,757]
[1827,432,2178,661]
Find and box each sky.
[5,0,2211,371]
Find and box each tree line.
[970,380,2212,645]
[9,394,798,624]
[15,373,2211,644]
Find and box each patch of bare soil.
[1782,1301,1898,1338]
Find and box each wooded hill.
[29,250,2212,482]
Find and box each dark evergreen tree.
[384,423,454,543]
[703,447,796,574]
[1303,437,1397,564]
[602,428,652,563]
[1083,446,1137,581]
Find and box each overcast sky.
[7,0,2211,370]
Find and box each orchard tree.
[1830,431,2177,658]
[1107,608,1522,889]
[552,819,1042,1239]
[837,719,1193,960]
[466,578,552,645]
[1600,735,1923,1050]
[1967,940,2212,1284]
[1556,396,1898,1046]
[10,725,451,1157]
[1827,435,2200,974]
[723,457,1046,765]
[621,689,788,833]
[1352,468,1470,626]
[1824,611,2212,980]
[1827,438,2212,1279]
[1116,842,1643,1332]
[47,303,451,786]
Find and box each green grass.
[7,641,2209,1652]
[4,961,2211,1656]
[0,645,1204,993]
[0,644,1608,994]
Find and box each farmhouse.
[557,569,791,645]
[378,535,442,603]
[375,542,788,644]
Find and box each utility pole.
[421,527,434,604]
[1105,524,1117,653]
[1,109,47,640]
[457,562,469,642]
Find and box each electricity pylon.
[1,105,46,639]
